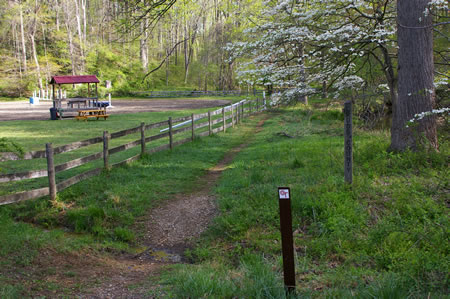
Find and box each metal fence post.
[46,143,56,200]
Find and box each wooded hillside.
[0,0,261,97]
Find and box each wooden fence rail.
[0,98,267,205]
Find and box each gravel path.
[0,99,230,121]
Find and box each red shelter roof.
[50,75,100,84]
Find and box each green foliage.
[166,105,449,296]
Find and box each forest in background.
[0,0,262,97]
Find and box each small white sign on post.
[279,188,290,200]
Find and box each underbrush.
[163,105,449,297]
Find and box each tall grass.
[164,105,449,297]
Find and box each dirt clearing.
[0,98,230,121]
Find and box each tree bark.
[390,0,437,151]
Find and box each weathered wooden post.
[222,108,226,133]
[278,187,296,293]
[191,113,195,141]
[169,117,173,150]
[344,101,353,184]
[140,122,145,156]
[208,111,212,135]
[231,105,235,128]
[257,98,259,112]
[103,131,110,169]
[46,143,57,200]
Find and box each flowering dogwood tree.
[228,0,397,104]
[229,0,448,151]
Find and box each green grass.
[1,102,447,297]
[0,97,28,102]
[0,102,240,195]
[0,107,261,295]
[162,105,449,297]
[0,109,257,245]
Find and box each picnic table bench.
[75,109,109,121]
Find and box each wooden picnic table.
[75,109,109,121]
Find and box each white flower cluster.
[428,0,448,10]
[406,108,450,127]
[229,0,397,103]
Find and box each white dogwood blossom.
[227,0,398,103]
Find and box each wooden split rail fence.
[0,98,267,206]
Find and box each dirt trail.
[11,115,268,298]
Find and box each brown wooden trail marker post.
[344,101,353,184]
[278,187,296,293]
[46,143,56,200]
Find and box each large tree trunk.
[390,0,437,151]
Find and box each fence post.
[169,117,173,150]
[46,143,57,201]
[257,98,259,112]
[344,101,353,184]
[222,108,226,133]
[208,111,212,135]
[103,131,110,169]
[191,113,195,141]
[231,105,235,128]
[140,122,145,156]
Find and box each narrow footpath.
[80,115,269,298]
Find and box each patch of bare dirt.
[0,98,230,121]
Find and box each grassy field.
[0,101,241,196]
[0,97,28,102]
[0,106,259,296]
[0,102,448,297]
